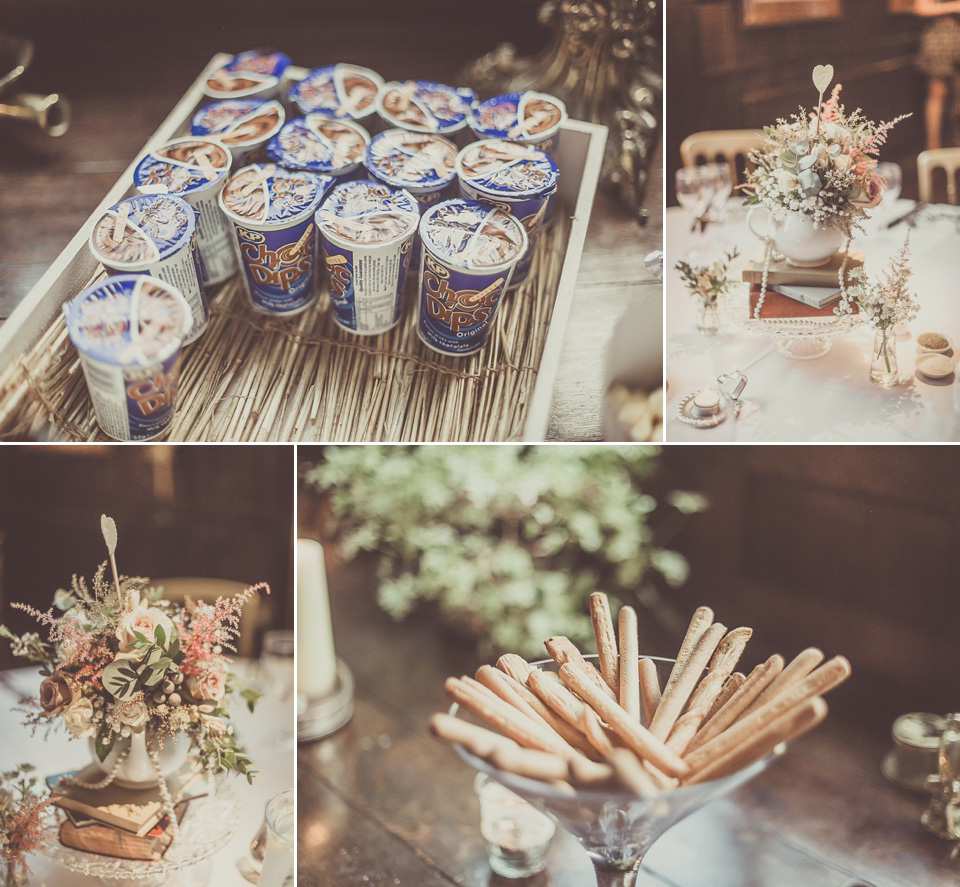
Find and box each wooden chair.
[917,148,960,204]
[153,577,262,657]
[679,129,764,184]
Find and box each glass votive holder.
[256,790,294,887]
[474,773,556,879]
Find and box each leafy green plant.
[304,446,706,656]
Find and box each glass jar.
[869,328,898,387]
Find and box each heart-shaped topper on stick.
[812,64,834,138]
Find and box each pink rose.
[116,602,175,653]
[852,173,884,208]
[184,665,227,703]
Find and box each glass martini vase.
[452,656,783,887]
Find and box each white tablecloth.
[0,661,293,886]
[665,202,960,441]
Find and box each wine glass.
[451,656,782,887]
[705,161,733,222]
[260,630,295,750]
[675,167,708,231]
[876,161,903,224]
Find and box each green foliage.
[304,446,705,657]
[102,631,185,701]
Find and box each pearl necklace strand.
[55,747,130,790]
[149,746,182,843]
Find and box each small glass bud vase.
[697,300,719,337]
[870,328,899,387]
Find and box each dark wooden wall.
[666,0,928,203]
[660,446,957,729]
[0,445,294,666]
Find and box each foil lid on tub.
[419,198,528,270]
[63,275,192,366]
[220,163,333,225]
[288,64,383,119]
[456,139,558,198]
[266,115,369,175]
[90,194,197,268]
[377,80,476,134]
[364,129,458,190]
[203,49,291,99]
[316,179,420,245]
[133,137,231,195]
[470,91,567,142]
[190,98,285,147]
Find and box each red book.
[747,284,858,319]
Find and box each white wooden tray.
[0,54,607,442]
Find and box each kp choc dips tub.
[133,136,237,286]
[63,275,192,441]
[456,139,559,290]
[315,180,420,335]
[288,64,384,132]
[363,129,458,210]
[267,115,369,181]
[468,91,567,157]
[190,98,285,166]
[203,49,291,101]
[376,80,476,143]
[219,163,333,315]
[89,193,208,343]
[417,198,528,356]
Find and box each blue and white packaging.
[469,91,567,157]
[203,50,291,101]
[456,139,559,289]
[89,193,208,343]
[190,98,285,166]
[218,163,333,315]
[315,180,420,335]
[288,64,384,132]
[363,128,458,210]
[62,275,192,441]
[133,136,237,286]
[417,198,528,356]
[267,115,369,181]
[375,80,477,144]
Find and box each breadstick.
[648,622,727,741]
[687,656,783,755]
[705,672,745,722]
[618,606,640,720]
[687,627,752,713]
[659,606,714,700]
[638,658,662,723]
[744,647,823,717]
[445,677,571,759]
[685,697,828,785]
[569,756,616,786]
[665,711,702,755]
[478,665,597,758]
[684,656,851,773]
[544,636,616,700]
[580,706,614,757]
[608,748,661,797]
[497,653,532,684]
[559,663,690,779]
[590,592,619,691]
[429,713,570,783]
[526,669,608,758]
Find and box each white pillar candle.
[297,539,338,700]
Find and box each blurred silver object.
[460,0,660,225]
[882,712,948,791]
[0,32,70,137]
[921,713,960,840]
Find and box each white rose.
[834,154,853,172]
[61,697,95,739]
[116,602,176,653]
[114,698,150,733]
[774,169,798,191]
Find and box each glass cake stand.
[43,783,241,887]
[452,656,783,887]
[719,286,861,359]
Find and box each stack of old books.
[47,763,207,861]
[743,246,863,319]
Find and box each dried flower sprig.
[0,764,53,885]
[838,237,918,330]
[675,248,740,305]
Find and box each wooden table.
[298,557,958,887]
[0,64,659,442]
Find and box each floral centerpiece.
[0,515,265,841]
[0,765,51,887]
[674,248,739,336]
[743,64,908,241]
[839,239,918,387]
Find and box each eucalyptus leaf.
[53,589,76,611]
[154,624,166,647]
[798,153,817,171]
[143,669,166,687]
[95,730,116,763]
